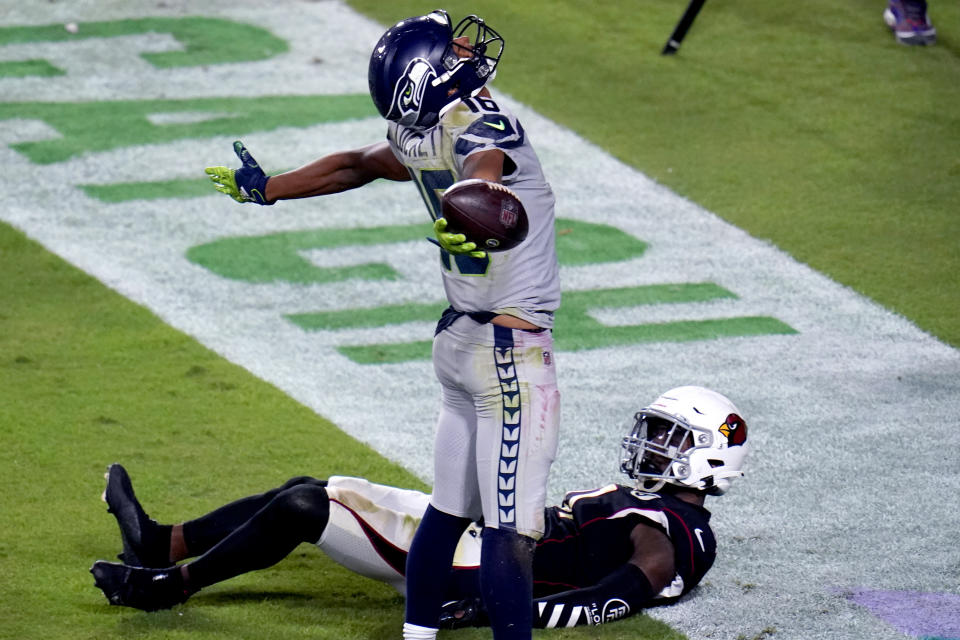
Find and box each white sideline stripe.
[147,111,238,125]
[1,4,958,640]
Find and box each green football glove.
[205,141,274,205]
[428,217,487,258]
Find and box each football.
[441,179,529,252]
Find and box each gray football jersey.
[386,94,561,328]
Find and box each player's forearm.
[440,564,656,631]
[532,563,655,628]
[265,151,380,200]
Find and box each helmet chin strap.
[637,478,667,493]
[437,99,462,120]
[432,62,477,88]
[431,68,456,87]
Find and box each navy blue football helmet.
[368,10,504,130]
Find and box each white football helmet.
[620,386,748,495]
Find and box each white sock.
[402,622,438,640]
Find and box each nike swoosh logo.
[484,119,506,131]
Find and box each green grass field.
[1,1,957,640]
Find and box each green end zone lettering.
[0,17,795,365]
[186,219,795,363]
[0,17,287,75]
[0,95,375,165]
[187,219,648,284]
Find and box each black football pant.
[179,476,330,590]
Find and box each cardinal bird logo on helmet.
[719,414,747,447]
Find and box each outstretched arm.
[205,140,409,205]
[265,141,410,200]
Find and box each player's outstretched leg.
[90,561,189,611]
[102,464,329,567]
[183,482,331,588]
[92,482,332,610]
[102,463,171,567]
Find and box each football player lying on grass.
[91,385,748,629]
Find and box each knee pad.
[274,484,330,542]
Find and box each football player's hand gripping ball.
[428,217,487,259]
[205,141,274,205]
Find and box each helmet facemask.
[440,15,504,84]
[620,409,713,493]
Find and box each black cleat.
[102,463,167,568]
[90,561,189,611]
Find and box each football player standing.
[204,10,561,640]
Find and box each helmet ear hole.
[708,459,724,468]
